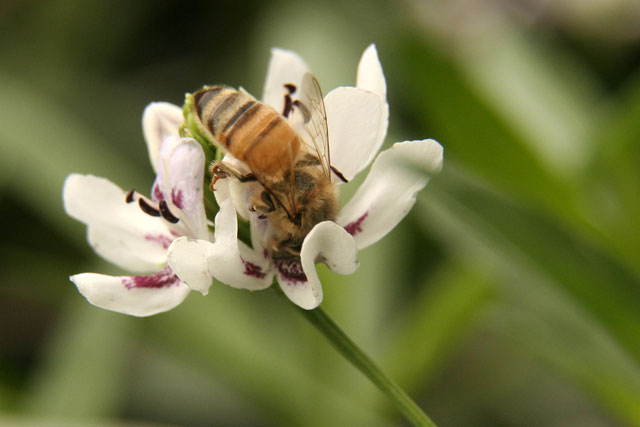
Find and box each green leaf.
[583,72,640,270]
[146,288,390,427]
[420,165,640,363]
[397,37,583,223]
[488,291,640,425]
[385,262,495,390]
[0,72,148,243]
[418,166,640,423]
[23,303,133,420]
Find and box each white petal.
[167,237,214,295]
[208,200,274,290]
[356,44,389,172]
[325,87,384,182]
[64,174,173,272]
[357,44,387,100]
[153,136,208,239]
[70,269,190,317]
[262,48,310,113]
[87,225,171,273]
[142,102,183,173]
[276,221,358,310]
[338,140,443,250]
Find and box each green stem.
[296,305,437,426]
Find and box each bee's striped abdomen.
[194,86,301,176]
[194,86,255,149]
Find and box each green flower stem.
[295,305,437,426]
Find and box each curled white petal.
[208,200,274,290]
[70,270,190,317]
[167,237,215,294]
[63,174,172,272]
[325,87,384,182]
[302,221,358,275]
[338,139,444,250]
[277,222,358,310]
[153,136,208,239]
[142,102,183,173]
[262,48,310,114]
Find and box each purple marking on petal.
[275,258,307,284]
[241,258,266,279]
[145,234,174,249]
[122,267,180,289]
[171,189,184,209]
[263,249,269,259]
[152,183,164,202]
[344,212,369,236]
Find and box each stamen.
[282,83,297,117]
[283,94,293,118]
[138,198,161,217]
[126,189,136,203]
[159,200,180,224]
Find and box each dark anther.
[283,94,293,118]
[284,83,296,94]
[330,166,349,183]
[158,200,180,224]
[139,198,161,217]
[258,214,267,219]
[126,189,136,203]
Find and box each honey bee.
[191,73,345,255]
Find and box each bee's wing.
[294,72,331,178]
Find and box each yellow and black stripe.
[193,86,300,176]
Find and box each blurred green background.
[2,0,640,426]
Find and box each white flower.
[167,44,444,310]
[63,104,210,316]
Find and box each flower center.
[275,257,307,284]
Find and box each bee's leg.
[294,155,348,183]
[330,165,349,183]
[271,238,301,256]
[249,190,276,218]
[259,191,276,212]
[209,161,256,190]
[283,246,301,256]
